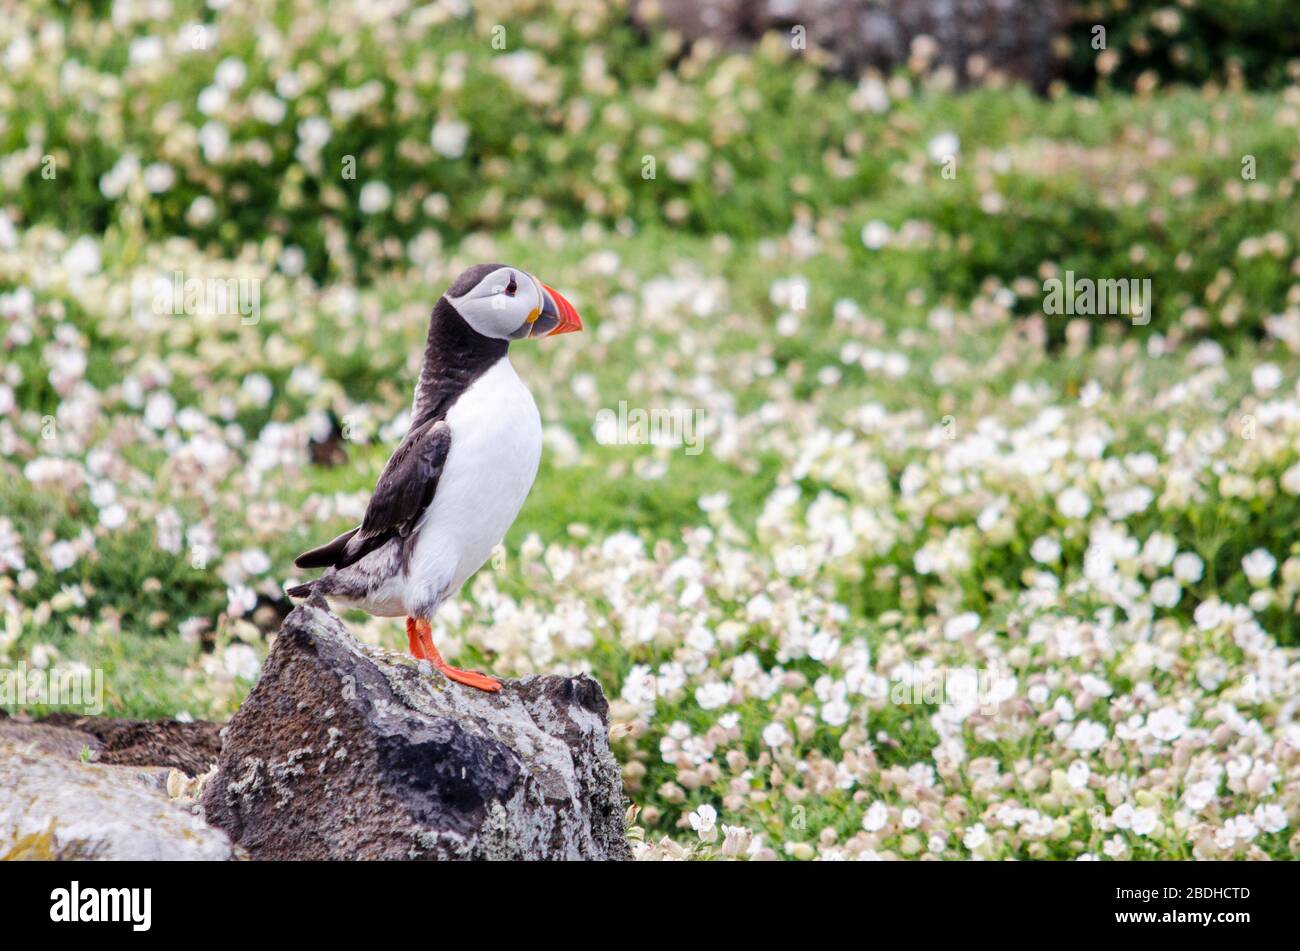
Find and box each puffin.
[286,264,582,691]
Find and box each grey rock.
[0,718,99,762]
[0,710,223,775]
[0,738,235,860]
[201,597,631,860]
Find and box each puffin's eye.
[504,274,518,297]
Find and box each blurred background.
[2,0,1299,858]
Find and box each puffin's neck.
[410,298,509,429]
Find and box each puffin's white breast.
[405,357,541,609]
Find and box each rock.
[0,738,235,860]
[20,712,223,775]
[636,0,1069,90]
[0,716,101,763]
[201,596,631,860]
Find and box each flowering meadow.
[3,1,1300,860]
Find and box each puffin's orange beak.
[538,282,583,336]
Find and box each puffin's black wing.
[293,418,452,571]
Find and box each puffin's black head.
[443,263,583,342]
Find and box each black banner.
[0,859,1284,938]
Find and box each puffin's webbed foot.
[405,616,502,692]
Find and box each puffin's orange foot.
[406,617,501,692]
[433,663,502,693]
[406,616,430,660]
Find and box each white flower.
[694,681,730,710]
[820,694,850,727]
[226,584,257,617]
[99,504,128,529]
[688,804,718,842]
[666,151,698,181]
[197,85,228,116]
[0,520,26,573]
[1081,675,1111,698]
[719,824,751,856]
[943,612,979,640]
[222,643,261,680]
[187,195,217,228]
[155,508,183,554]
[144,391,176,429]
[1193,600,1224,630]
[1056,487,1091,519]
[762,721,792,748]
[1222,814,1258,844]
[1241,548,1276,585]
[297,116,332,152]
[746,594,774,621]
[143,163,175,193]
[620,665,657,710]
[1253,804,1287,834]
[1251,363,1282,393]
[250,91,287,125]
[853,76,890,113]
[62,237,102,277]
[1131,807,1159,836]
[359,181,392,214]
[1053,695,1075,721]
[240,548,271,575]
[862,801,888,832]
[199,121,230,162]
[860,220,890,250]
[214,57,247,90]
[1173,552,1204,583]
[1030,536,1061,563]
[927,131,960,163]
[1066,720,1107,751]
[1150,577,1181,609]
[1183,780,1217,812]
[962,823,988,850]
[278,246,306,276]
[431,118,469,158]
[129,36,165,66]
[1282,463,1300,495]
[48,541,77,572]
[1142,532,1177,568]
[699,492,730,512]
[1146,707,1186,742]
[241,373,273,407]
[1067,760,1090,790]
[275,71,303,99]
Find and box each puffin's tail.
[294,526,359,569]
[285,581,316,599]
